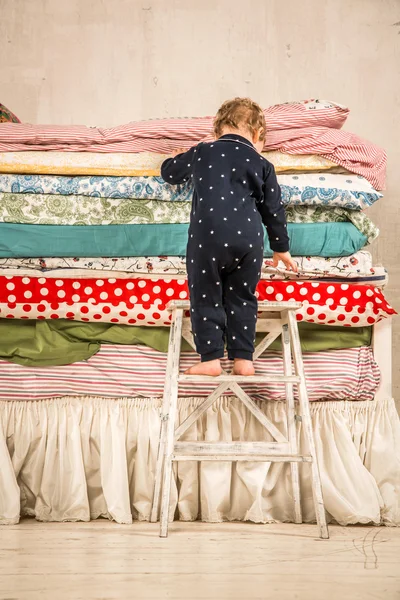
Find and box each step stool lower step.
[172,441,313,462]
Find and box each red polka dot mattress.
[0,275,395,327]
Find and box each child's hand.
[272,251,298,272]
[172,148,187,157]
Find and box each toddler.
[161,97,297,376]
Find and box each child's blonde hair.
[213,97,266,142]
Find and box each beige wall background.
[1,0,399,396]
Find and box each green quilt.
[0,318,372,367]
[0,221,367,258]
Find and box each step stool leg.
[281,319,302,524]
[159,307,184,538]
[288,311,329,540]
[160,453,174,538]
[150,410,168,522]
[150,306,183,527]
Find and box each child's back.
[186,135,285,255]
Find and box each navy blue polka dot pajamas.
[161,134,290,362]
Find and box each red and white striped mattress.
[0,126,386,190]
[0,100,386,189]
[0,344,380,402]
[0,100,349,146]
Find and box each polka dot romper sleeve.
[258,164,290,253]
[161,146,198,185]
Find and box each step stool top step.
[167,300,302,311]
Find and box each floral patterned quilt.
[0,251,387,286]
[0,192,379,242]
[0,173,382,209]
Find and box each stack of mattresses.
[0,100,398,527]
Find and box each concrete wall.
[1,0,399,396]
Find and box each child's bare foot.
[233,359,255,376]
[184,359,222,377]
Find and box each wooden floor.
[0,520,399,600]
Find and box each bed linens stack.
[0,99,398,528]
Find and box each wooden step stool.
[150,300,329,539]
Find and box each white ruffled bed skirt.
[1,396,399,526]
